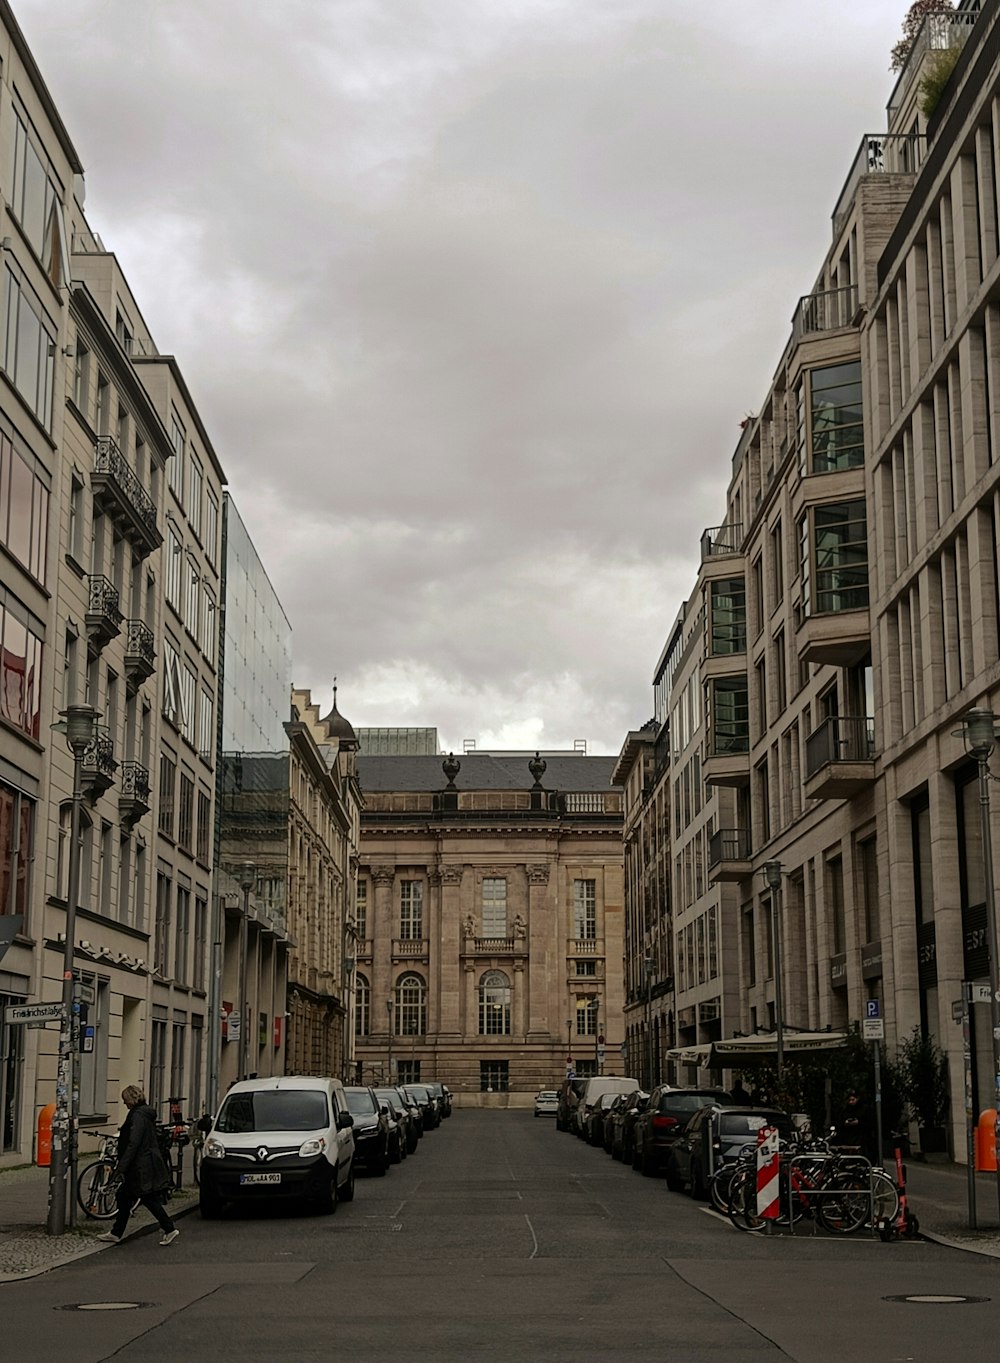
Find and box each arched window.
[396,973,426,1036]
[355,973,370,1037]
[479,970,511,1035]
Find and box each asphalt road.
[2,1110,998,1363]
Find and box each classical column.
[526,862,552,1040]
[437,866,464,1040]
[370,866,395,1062]
[512,960,527,1039]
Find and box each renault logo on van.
[257,1146,269,1162]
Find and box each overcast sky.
[19,1,911,754]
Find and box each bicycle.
[76,1132,119,1220]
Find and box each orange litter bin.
[36,1102,55,1167]
[975,1109,998,1172]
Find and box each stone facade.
[354,753,624,1102]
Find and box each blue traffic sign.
[865,999,881,1019]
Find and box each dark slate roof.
[357,753,619,793]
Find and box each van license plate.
[240,1172,281,1185]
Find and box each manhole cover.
[884,1294,989,1305]
[59,1302,153,1312]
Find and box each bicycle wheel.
[708,1165,733,1214]
[871,1169,899,1225]
[727,1167,766,1232]
[77,1159,118,1220]
[818,1172,871,1234]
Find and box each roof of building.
[320,686,357,745]
[358,752,619,793]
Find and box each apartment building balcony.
[832,132,927,239]
[123,619,156,689]
[791,284,859,343]
[118,760,151,828]
[392,938,429,960]
[474,936,515,954]
[81,726,117,799]
[804,715,876,800]
[699,524,743,578]
[91,436,162,557]
[703,737,750,788]
[85,575,123,654]
[708,827,752,883]
[795,603,870,667]
[887,8,979,126]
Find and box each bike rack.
[778,1153,878,1238]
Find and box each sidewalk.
[0,1163,197,1282]
[905,1158,1000,1258]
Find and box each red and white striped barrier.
[755,1125,781,1220]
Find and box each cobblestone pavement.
[0,1164,197,1280]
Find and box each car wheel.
[315,1173,337,1215]
[199,1189,224,1220]
[390,1135,402,1165]
[691,1159,707,1201]
[339,1162,356,1203]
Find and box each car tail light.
[651,1115,678,1131]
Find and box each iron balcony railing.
[93,436,158,541]
[119,759,151,803]
[124,618,156,672]
[708,827,751,869]
[887,8,981,126]
[81,725,117,790]
[805,715,876,779]
[832,133,928,238]
[700,523,743,561]
[792,284,859,342]
[86,575,123,646]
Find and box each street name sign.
[5,1001,63,1025]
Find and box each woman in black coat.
[98,1085,179,1245]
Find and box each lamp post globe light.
[47,703,100,1237]
[958,707,1000,1219]
[762,860,786,1084]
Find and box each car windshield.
[406,1086,430,1100]
[537,1092,558,1100]
[374,1090,400,1110]
[215,1089,328,1134]
[344,1089,378,1116]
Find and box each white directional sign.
[862,1018,885,1041]
[4,1001,63,1025]
[970,984,993,1004]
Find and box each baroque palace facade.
[353,751,624,1101]
[619,0,1000,1157]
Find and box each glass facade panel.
[812,500,868,613]
[810,361,864,472]
[710,677,749,754]
[710,576,746,654]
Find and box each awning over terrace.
[666,1030,848,1069]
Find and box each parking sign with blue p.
[865,999,881,1019]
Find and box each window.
[0,987,25,1150]
[158,753,175,837]
[575,959,597,976]
[355,880,367,939]
[180,664,197,745]
[169,413,185,500]
[3,102,68,286]
[189,455,203,539]
[68,472,83,564]
[0,431,49,585]
[0,599,43,739]
[573,879,596,939]
[355,973,370,1036]
[154,873,171,976]
[178,773,194,850]
[198,690,214,762]
[774,630,787,714]
[192,896,207,991]
[174,886,190,985]
[396,1060,420,1084]
[809,361,864,472]
[399,880,423,940]
[770,518,784,605]
[72,341,89,412]
[859,838,879,944]
[752,555,764,635]
[185,558,200,637]
[162,641,183,729]
[481,877,507,936]
[478,970,511,1034]
[201,587,216,664]
[576,997,598,1036]
[2,267,55,428]
[811,501,869,613]
[149,1017,167,1112]
[395,973,426,1036]
[480,1061,508,1092]
[0,780,33,922]
[165,525,183,612]
[196,790,211,862]
[115,310,133,355]
[709,677,749,754]
[710,576,746,654]
[828,856,846,955]
[205,491,219,566]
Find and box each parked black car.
[372,1088,409,1162]
[666,1104,794,1198]
[632,1087,734,1175]
[386,1086,423,1148]
[606,1089,649,1162]
[424,1081,452,1118]
[583,1091,619,1147]
[343,1086,391,1176]
[403,1084,440,1130]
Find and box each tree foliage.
[890,0,955,71]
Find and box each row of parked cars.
[555,1074,791,1198]
[199,1075,452,1217]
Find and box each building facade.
[354,751,624,1101]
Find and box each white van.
[200,1075,356,1217]
[574,1076,639,1138]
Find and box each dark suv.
[632,1086,734,1175]
[343,1086,391,1176]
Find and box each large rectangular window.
[2,268,55,429]
[710,576,746,655]
[859,837,879,943]
[0,431,48,585]
[480,1060,508,1092]
[481,877,507,936]
[3,102,67,286]
[169,414,185,500]
[710,677,749,754]
[0,598,43,740]
[355,879,367,939]
[810,361,864,472]
[399,880,423,940]
[0,780,33,923]
[178,773,194,850]
[812,500,868,613]
[573,878,596,939]
[158,754,175,837]
[174,885,190,985]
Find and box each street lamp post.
[762,861,786,1085]
[386,998,394,1082]
[236,863,255,1083]
[959,708,1000,1219]
[47,703,99,1237]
